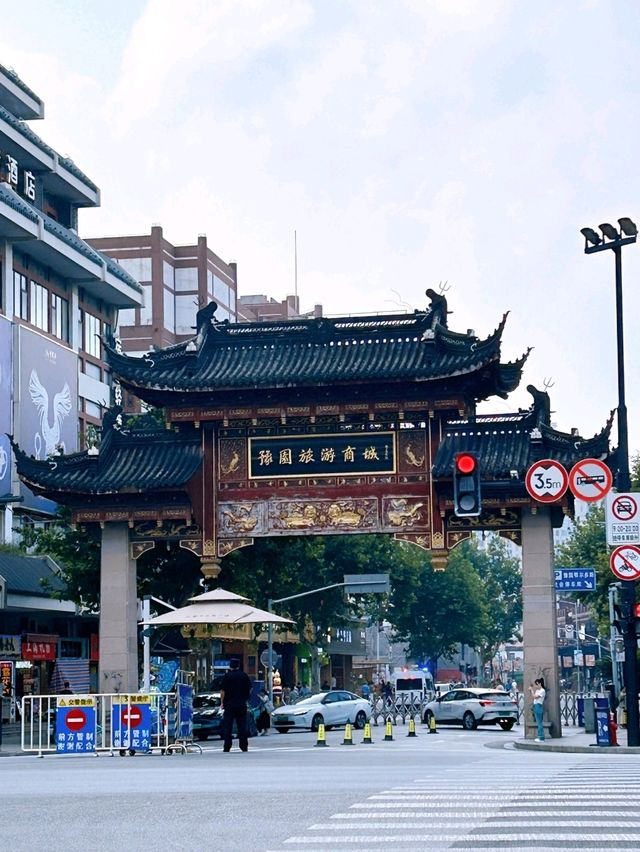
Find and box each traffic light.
[453,452,482,517]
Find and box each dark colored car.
[192,692,259,741]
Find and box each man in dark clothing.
[220,658,252,752]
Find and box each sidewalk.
[0,723,23,756]
[514,725,640,754]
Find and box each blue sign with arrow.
[554,568,596,591]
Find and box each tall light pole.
[580,217,639,746]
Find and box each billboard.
[0,316,11,497]
[18,326,78,512]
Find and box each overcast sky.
[3,0,640,456]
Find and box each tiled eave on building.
[106,308,529,410]
[0,183,142,308]
[11,426,203,503]
[0,104,99,206]
[432,409,613,482]
[0,64,44,120]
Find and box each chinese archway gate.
[14,294,612,738]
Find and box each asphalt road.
[3,723,640,851]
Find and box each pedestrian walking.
[529,677,546,742]
[256,689,274,735]
[361,681,370,699]
[59,681,73,695]
[290,684,300,703]
[220,658,252,752]
[617,687,627,728]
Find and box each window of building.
[228,288,236,313]
[117,307,136,330]
[207,270,214,298]
[175,294,197,335]
[175,266,198,291]
[84,399,102,419]
[163,287,175,333]
[83,361,101,381]
[83,311,101,358]
[163,261,174,289]
[30,280,48,331]
[50,293,69,342]
[117,256,152,281]
[13,271,29,320]
[213,275,230,308]
[139,285,152,325]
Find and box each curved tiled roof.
[0,64,41,104]
[12,427,203,496]
[106,308,527,402]
[432,410,613,479]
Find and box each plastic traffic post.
[407,716,417,737]
[315,723,328,747]
[342,723,355,745]
[428,714,438,734]
[384,719,394,741]
[362,722,373,744]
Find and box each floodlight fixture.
[618,217,638,237]
[599,222,620,241]
[580,227,601,246]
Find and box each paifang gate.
[13,292,613,738]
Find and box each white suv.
[423,687,518,731]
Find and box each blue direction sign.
[55,696,96,754]
[554,568,596,591]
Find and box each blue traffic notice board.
[111,694,152,751]
[554,568,596,591]
[55,696,96,753]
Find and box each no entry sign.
[610,544,640,581]
[55,696,96,753]
[525,459,568,503]
[111,694,152,751]
[569,458,612,502]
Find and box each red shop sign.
[22,640,57,661]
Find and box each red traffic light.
[634,603,640,619]
[455,453,477,475]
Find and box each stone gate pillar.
[521,507,561,739]
[99,523,138,693]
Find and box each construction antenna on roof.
[385,289,414,311]
[543,377,555,391]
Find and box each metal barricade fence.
[21,693,175,757]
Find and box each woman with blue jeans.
[529,677,546,741]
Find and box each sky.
[2,0,640,456]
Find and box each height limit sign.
[525,459,568,503]
[606,492,640,546]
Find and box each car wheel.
[499,720,515,731]
[276,727,291,734]
[354,711,367,730]
[311,713,324,732]
[424,709,435,726]
[462,711,477,731]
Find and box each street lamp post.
[580,217,639,746]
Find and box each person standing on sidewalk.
[529,677,546,742]
[220,659,252,752]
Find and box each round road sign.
[611,493,638,522]
[525,459,568,503]
[610,544,640,581]
[120,705,143,728]
[569,458,613,502]
[65,709,87,732]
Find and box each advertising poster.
[18,326,78,511]
[0,316,11,497]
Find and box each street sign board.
[610,544,640,581]
[525,459,568,503]
[606,492,640,546]
[568,458,613,503]
[343,573,390,594]
[111,694,152,752]
[260,649,282,669]
[554,568,597,591]
[55,695,96,754]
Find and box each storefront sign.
[248,432,396,479]
[22,639,57,661]
[0,634,21,657]
[1,660,13,696]
[2,153,37,201]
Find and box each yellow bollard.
[315,722,328,747]
[428,713,438,735]
[407,716,417,737]
[362,722,373,744]
[342,723,355,745]
[384,718,394,741]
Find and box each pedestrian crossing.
[271,758,640,850]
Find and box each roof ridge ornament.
[425,283,451,328]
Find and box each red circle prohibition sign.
[120,705,143,728]
[610,544,640,581]
[612,494,638,522]
[65,709,87,732]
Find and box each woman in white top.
[529,677,546,741]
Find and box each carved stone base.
[200,556,222,580]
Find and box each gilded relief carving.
[219,438,247,480]
[217,538,255,557]
[383,497,429,529]
[398,431,427,472]
[447,509,520,530]
[133,521,200,539]
[269,499,377,533]
[219,502,264,535]
[394,532,431,552]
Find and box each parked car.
[271,690,372,734]
[192,692,258,741]
[423,687,518,731]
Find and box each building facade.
[0,64,142,540]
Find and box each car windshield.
[193,695,221,709]
[293,692,328,706]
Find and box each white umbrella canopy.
[143,587,294,627]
